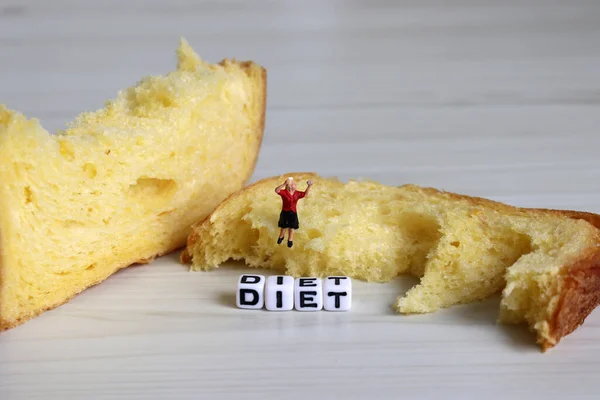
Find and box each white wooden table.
[1,1,600,398]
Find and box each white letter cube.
[323,276,352,311]
[265,275,294,311]
[294,277,323,311]
[236,274,266,309]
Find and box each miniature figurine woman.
[274,177,312,248]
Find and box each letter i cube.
[294,277,323,311]
[265,276,294,311]
[236,274,266,309]
[323,276,352,311]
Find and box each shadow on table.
[448,295,538,350]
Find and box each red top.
[278,189,306,213]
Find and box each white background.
[1,1,599,399]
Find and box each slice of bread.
[181,173,600,350]
[0,38,266,330]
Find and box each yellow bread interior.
[0,38,266,329]
[182,173,600,349]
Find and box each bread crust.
[0,59,267,332]
[181,173,600,350]
[545,247,600,350]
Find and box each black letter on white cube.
[236,274,265,309]
[294,278,323,311]
[323,276,351,311]
[241,275,261,284]
[265,275,294,311]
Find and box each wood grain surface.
[1,1,599,399]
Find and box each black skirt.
[278,210,299,229]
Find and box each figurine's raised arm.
[275,179,287,194]
[304,180,313,196]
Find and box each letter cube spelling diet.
[236,274,352,311]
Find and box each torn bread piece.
[0,38,266,330]
[182,173,600,350]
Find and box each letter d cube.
[237,274,266,309]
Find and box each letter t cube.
[323,276,351,311]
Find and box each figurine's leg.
[287,228,294,247]
[277,228,285,244]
